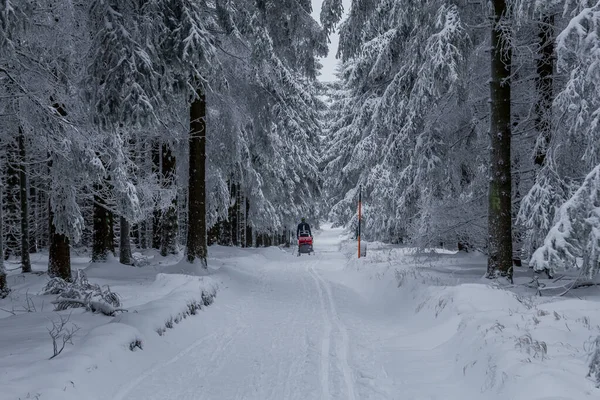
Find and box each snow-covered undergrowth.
[342,240,600,397]
[0,252,218,400]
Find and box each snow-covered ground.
[2,225,599,399]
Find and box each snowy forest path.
[308,260,357,400]
[109,226,479,400]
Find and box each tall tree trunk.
[47,101,70,279]
[48,204,71,281]
[534,14,554,168]
[240,194,247,247]
[29,183,38,253]
[139,220,148,249]
[186,88,208,267]
[5,141,19,260]
[160,143,178,256]
[229,182,239,246]
[119,216,133,265]
[152,142,162,250]
[108,210,115,254]
[0,177,8,297]
[18,128,31,273]
[487,0,513,282]
[92,192,110,262]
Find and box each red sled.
[297,235,314,256]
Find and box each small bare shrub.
[47,313,80,359]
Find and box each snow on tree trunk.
[186,88,208,268]
[487,0,513,281]
[119,216,132,265]
[18,127,30,273]
[534,14,554,168]
[152,143,162,250]
[29,182,38,253]
[0,174,8,297]
[160,143,178,256]
[5,139,19,259]
[48,205,71,281]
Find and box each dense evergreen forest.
[2,0,600,296]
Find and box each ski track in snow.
[7,226,597,400]
[108,228,486,400]
[308,260,357,400]
[307,258,332,400]
[112,331,220,400]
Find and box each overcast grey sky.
[311,0,351,82]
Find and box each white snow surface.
[2,225,600,399]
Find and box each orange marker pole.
[358,185,362,259]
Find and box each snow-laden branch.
[530,164,600,278]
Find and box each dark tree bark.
[487,0,513,282]
[152,210,161,249]
[47,101,71,280]
[29,183,38,253]
[108,210,115,254]
[92,192,111,262]
[34,180,48,250]
[534,14,555,168]
[228,182,240,247]
[186,88,208,267]
[256,233,263,248]
[0,268,7,298]
[152,142,162,250]
[140,220,149,249]
[5,140,19,260]
[48,204,71,281]
[238,191,247,247]
[0,181,9,297]
[17,128,31,273]
[160,143,178,256]
[119,216,133,265]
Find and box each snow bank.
[0,255,218,400]
[113,274,217,336]
[416,284,598,397]
[342,238,600,397]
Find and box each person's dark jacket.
[297,222,312,238]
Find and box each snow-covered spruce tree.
[553,1,600,169]
[323,1,474,244]
[153,0,218,266]
[530,164,600,278]
[320,0,344,37]
[1,1,28,269]
[511,1,589,267]
[528,1,600,278]
[199,0,325,243]
[0,0,88,279]
[85,0,163,263]
[242,29,324,236]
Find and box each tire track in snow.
[309,262,357,400]
[306,258,332,400]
